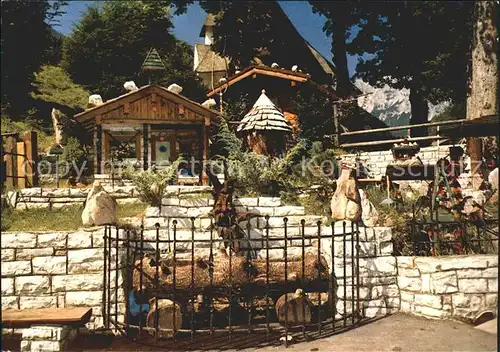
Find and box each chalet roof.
[237,90,292,133]
[194,43,228,73]
[206,65,340,100]
[199,14,215,37]
[74,84,220,124]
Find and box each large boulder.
[330,168,361,221]
[82,181,117,226]
[359,189,379,227]
[88,94,103,108]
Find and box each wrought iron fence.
[406,205,499,256]
[103,217,366,349]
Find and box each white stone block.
[487,278,497,293]
[19,296,57,309]
[274,206,305,216]
[145,206,160,217]
[21,187,42,197]
[421,274,431,293]
[92,231,104,248]
[398,276,422,292]
[415,255,492,273]
[248,207,274,216]
[1,232,37,248]
[186,206,212,218]
[235,197,258,207]
[180,198,209,207]
[2,296,19,309]
[431,271,458,294]
[29,340,63,352]
[457,269,484,279]
[413,293,442,309]
[361,257,397,276]
[66,291,102,307]
[42,188,70,197]
[52,274,103,292]
[67,249,105,274]
[485,294,498,307]
[414,305,449,318]
[17,248,54,260]
[16,276,50,294]
[364,307,387,318]
[258,197,281,207]
[161,206,188,217]
[67,231,92,249]
[398,268,420,277]
[482,268,499,278]
[2,278,14,295]
[374,227,392,242]
[32,256,66,275]
[162,198,180,206]
[458,278,488,293]
[1,261,32,276]
[1,248,15,261]
[37,233,67,248]
[20,340,31,352]
[70,188,89,197]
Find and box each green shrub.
[122,157,182,206]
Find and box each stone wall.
[339,144,471,189]
[1,227,125,333]
[397,255,498,321]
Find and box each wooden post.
[23,131,38,187]
[16,141,26,189]
[95,124,103,174]
[200,124,209,185]
[333,101,340,148]
[4,135,17,190]
[143,124,149,170]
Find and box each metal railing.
[103,217,366,349]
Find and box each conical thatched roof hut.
[237,90,292,155]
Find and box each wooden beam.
[23,131,38,187]
[99,118,205,125]
[341,119,468,137]
[4,136,17,190]
[340,135,446,148]
[16,141,26,189]
[254,68,309,82]
[2,308,92,328]
[95,125,103,174]
[143,124,149,170]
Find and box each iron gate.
[103,217,364,349]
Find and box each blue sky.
[52,1,359,77]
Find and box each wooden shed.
[74,84,220,184]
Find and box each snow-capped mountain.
[355,79,450,135]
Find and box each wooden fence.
[1,131,39,191]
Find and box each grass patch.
[2,202,147,232]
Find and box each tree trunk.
[467,1,498,190]
[275,290,313,326]
[146,298,183,339]
[331,13,351,98]
[409,84,429,138]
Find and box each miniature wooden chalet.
[74,84,220,184]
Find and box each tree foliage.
[347,2,474,135]
[31,65,89,113]
[1,0,66,116]
[62,1,205,101]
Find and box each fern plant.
[122,157,182,206]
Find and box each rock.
[167,83,183,94]
[124,81,139,92]
[331,169,361,221]
[359,189,379,227]
[201,98,216,109]
[82,181,117,227]
[88,94,103,108]
[488,167,498,191]
[51,108,77,146]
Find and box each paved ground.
[258,314,498,352]
[2,313,497,351]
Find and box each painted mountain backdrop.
[355,79,450,136]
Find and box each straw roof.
[237,90,292,133]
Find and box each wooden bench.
[2,308,92,352]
